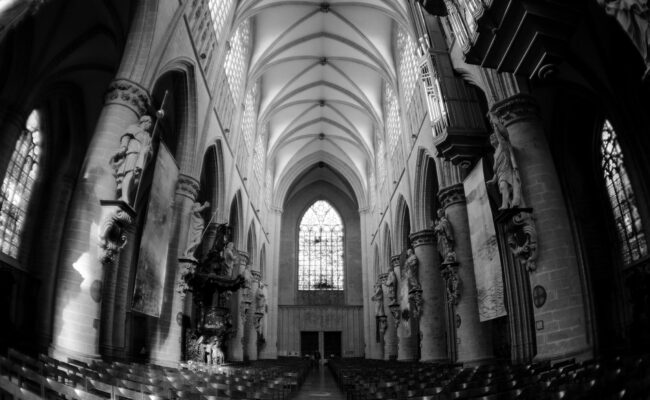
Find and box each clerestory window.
[0,110,42,258]
[298,200,344,291]
[601,119,647,265]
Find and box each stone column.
[491,94,591,360]
[410,229,448,362]
[50,79,150,361]
[439,184,493,363]
[374,273,387,361]
[395,254,418,362]
[383,256,400,360]
[227,250,248,361]
[244,271,261,361]
[149,175,200,366]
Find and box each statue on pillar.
[486,112,522,210]
[183,201,211,259]
[256,282,267,314]
[433,208,456,263]
[598,0,650,79]
[403,248,421,291]
[384,266,398,305]
[109,115,154,206]
[222,242,237,277]
[371,281,386,317]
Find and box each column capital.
[238,250,249,265]
[378,272,388,284]
[105,78,151,117]
[176,174,200,200]
[439,183,466,209]
[409,229,435,248]
[390,255,401,270]
[252,270,262,282]
[490,93,540,127]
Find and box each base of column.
[50,344,101,364]
[534,346,593,363]
[457,356,494,366]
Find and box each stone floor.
[294,365,346,399]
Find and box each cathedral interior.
[1,0,650,399]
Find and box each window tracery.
[224,18,250,101]
[298,200,344,291]
[601,120,647,265]
[0,110,42,258]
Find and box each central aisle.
[295,365,346,399]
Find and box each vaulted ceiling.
[238,0,412,207]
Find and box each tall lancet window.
[601,120,647,265]
[298,200,344,290]
[0,110,42,258]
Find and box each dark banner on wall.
[132,144,178,317]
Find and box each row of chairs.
[1,349,312,400]
[329,355,650,400]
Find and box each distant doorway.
[324,331,341,358]
[300,331,319,357]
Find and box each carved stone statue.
[371,281,386,317]
[598,0,650,78]
[256,282,267,314]
[109,115,154,206]
[486,112,522,210]
[441,264,461,305]
[222,241,237,277]
[433,208,456,263]
[241,263,253,289]
[403,248,421,291]
[183,201,210,259]
[384,267,398,304]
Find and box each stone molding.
[176,174,200,200]
[490,93,540,127]
[409,229,435,248]
[438,184,466,209]
[105,79,151,117]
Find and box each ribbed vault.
[235,0,411,207]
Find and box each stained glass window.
[298,200,344,290]
[0,110,42,258]
[224,18,250,101]
[208,0,234,40]
[253,128,265,185]
[601,120,647,265]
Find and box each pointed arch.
[247,221,258,267]
[229,190,244,247]
[413,147,440,232]
[394,195,411,253]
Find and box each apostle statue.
[256,282,268,314]
[183,201,210,259]
[433,208,456,263]
[371,281,386,317]
[222,241,237,277]
[110,115,154,206]
[486,112,522,210]
[598,0,650,78]
[403,248,421,291]
[385,267,398,305]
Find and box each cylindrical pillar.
[440,184,493,363]
[149,175,200,366]
[244,271,261,361]
[228,250,248,361]
[383,257,399,360]
[50,79,150,361]
[491,94,591,360]
[410,229,448,362]
[395,254,418,362]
